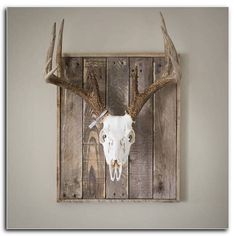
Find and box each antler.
[44,20,105,117]
[127,13,181,120]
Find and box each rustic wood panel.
[153,57,177,200]
[82,58,106,199]
[57,54,180,202]
[60,57,83,199]
[129,58,153,198]
[106,57,129,199]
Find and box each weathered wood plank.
[63,53,165,58]
[82,58,106,199]
[60,57,83,199]
[106,57,129,199]
[57,85,61,201]
[153,57,177,200]
[129,57,153,198]
[176,76,181,201]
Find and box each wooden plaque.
[57,53,180,202]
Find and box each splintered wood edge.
[57,54,181,202]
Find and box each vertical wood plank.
[57,85,61,201]
[106,57,129,199]
[129,58,153,198]
[82,58,106,199]
[153,57,177,200]
[60,57,83,199]
[176,76,181,201]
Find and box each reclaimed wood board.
[57,54,180,202]
[153,57,177,200]
[59,57,83,199]
[129,58,153,199]
[106,57,129,199]
[82,58,106,199]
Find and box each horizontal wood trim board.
[63,53,166,58]
[57,54,180,202]
[58,199,179,203]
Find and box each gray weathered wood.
[57,85,61,201]
[60,57,83,199]
[63,53,165,58]
[57,55,180,202]
[176,78,181,201]
[82,58,106,199]
[106,57,129,199]
[153,57,177,200]
[129,57,153,198]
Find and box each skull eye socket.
[99,130,107,144]
[128,135,132,142]
[128,130,135,144]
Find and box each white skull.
[99,114,135,181]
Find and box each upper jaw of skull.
[109,159,123,181]
[99,113,135,181]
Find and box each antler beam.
[127,13,181,120]
[44,20,105,117]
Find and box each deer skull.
[44,13,181,182]
[99,114,135,181]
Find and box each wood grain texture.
[60,57,83,199]
[57,86,61,201]
[129,58,153,198]
[82,58,106,199]
[176,78,181,201]
[106,57,129,199]
[153,57,177,200]
[63,53,165,58]
[57,55,180,202]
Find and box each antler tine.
[56,19,64,77]
[160,12,167,30]
[46,22,56,73]
[44,20,106,118]
[160,12,180,73]
[127,13,181,120]
[86,67,105,115]
[160,12,171,75]
[87,67,100,96]
[162,27,180,73]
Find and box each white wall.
[7,7,228,229]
